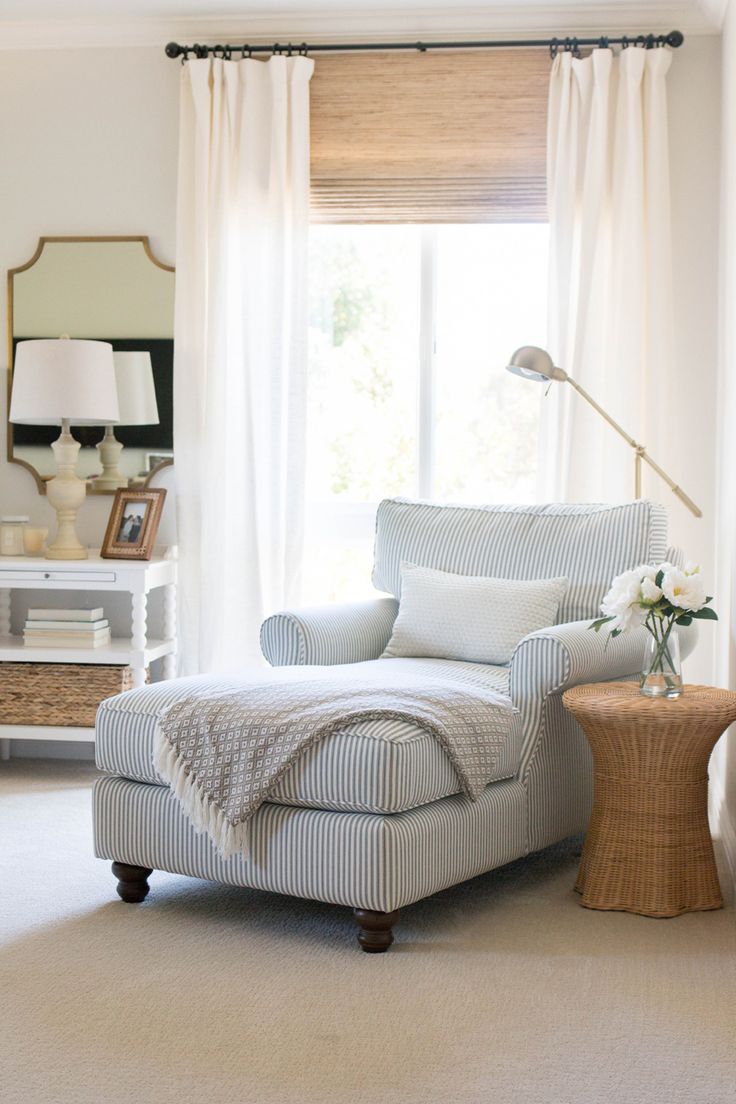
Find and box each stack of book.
[23,607,111,649]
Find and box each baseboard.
[718,807,736,889]
[5,740,95,762]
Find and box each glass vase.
[640,628,683,698]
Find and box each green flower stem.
[643,612,678,690]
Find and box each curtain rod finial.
[165,42,182,59]
[667,30,684,48]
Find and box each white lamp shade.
[113,352,160,426]
[10,339,119,426]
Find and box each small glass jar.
[0,516,29,557]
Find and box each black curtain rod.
[165,29,684,61]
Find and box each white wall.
[0,47,179,758]
[0,47,179,546]
[665,35,722,686]
[0,36,724,753]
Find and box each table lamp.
[95,352,160,491]
[505,346,702,518]
[9,338,119,559]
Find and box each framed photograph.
[101,488,167,561]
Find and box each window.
[302,223,549,604]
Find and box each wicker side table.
[562,682,736,918]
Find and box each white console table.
[0,551,177,757]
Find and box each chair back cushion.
[372,498,667,625]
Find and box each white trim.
[0,724,94,743]
[695,0,730,31]
[719,810,736,889]
[0,4,720,51]
[708,747,736,889]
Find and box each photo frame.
[101,488,166,561]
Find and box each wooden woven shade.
[309,49,550,224]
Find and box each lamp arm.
[564,376,702,519]
[565,377,640,450]
[637,450,702,519]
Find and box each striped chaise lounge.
[93,498,690,952]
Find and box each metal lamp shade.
[505,345,567,383]
[10,339,119,426]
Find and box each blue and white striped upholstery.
[510,611,697,850]
[372,498,668,624]
[261,598,398,666]
[93,774,527,912]
[511,620,652,774]
[96,658,518,815]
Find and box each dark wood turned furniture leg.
[112,861,153,903]
[353,908,400,953]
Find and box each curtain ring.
[299,42,309,56]
[621,35,629,50]
[598,36,609,51]
[571,37,581,58]
[549,37,559,58]
[272,42,283,55]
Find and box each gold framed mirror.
[7,236,175,494]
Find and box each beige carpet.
[1,761,734,1104]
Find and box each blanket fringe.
[153,733,251,860]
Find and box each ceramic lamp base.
[45,547,89,560]
[95,426,129,491]
[45,422,88,561]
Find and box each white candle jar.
[0,516,29,556]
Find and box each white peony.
[640,576,663,604]
[661,566,707,611]
[593,558,715,638]
[600,568,648,632]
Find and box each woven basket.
[0,663,148,727]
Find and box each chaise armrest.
[509,617,698,793]
[510,620,649,704]
[510,617,698,702]
[260,597,399,666]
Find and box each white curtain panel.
[174,55,314,674]
[540,47,673,505]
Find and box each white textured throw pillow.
[382,562,569,665]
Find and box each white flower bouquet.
[590,562,718,696]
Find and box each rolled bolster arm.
[510,620,649,701]
[510,618,699,701]
[260,597,399,667]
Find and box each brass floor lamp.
[506,346,702,519]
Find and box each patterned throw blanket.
[155,663,515,859]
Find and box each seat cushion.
[95,657,518,815]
